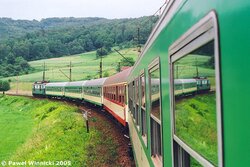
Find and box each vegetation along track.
[8,94,135,167]
[78,103,135,167]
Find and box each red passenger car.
[103,67,132,126]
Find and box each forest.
[0,16,158,77]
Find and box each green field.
[175,93,217,166]
[0,95,118,166]
[174,54,215,80]
[4,48,137,94]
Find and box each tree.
[30,40,51,59]
[103,71,109,77]
[116,57,135,72]
[7,52,16,64]
[0,16,159,77]
[0,80,10,94]
[207,56,215,68]
[96,48,108,58]
[120,57,135,66]
[48,40,69,56]
[13,41,30,59]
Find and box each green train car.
[32,81,48,97]
[45,82,68,98]
[64,81,86,100]
[127,0,250,167]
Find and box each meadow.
[5,48,138,94]
[174,54,214,80]
[0,95,119,166]
[175,93,217,166]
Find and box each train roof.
[65,81,87,87]
[46,82,68,87]
[33,81,49,85]
[174,79,197,84]
[84,78,107,87]
[104,67,132,86]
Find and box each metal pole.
[43,62,45,81]
[86,111,89,133]
[100,56,102,78]
[138,27,141,53]
[69,61,72,82]
[16,75,19,95]
[196,57,199,78]
[176,65,178,79]
[118,62,121,72]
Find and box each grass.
[7,48,138,82]
[9,82,33,91]
[175,93,218,165]
[174,54,215,84]
[4,48,138,94]
[0,95,119,166]
[0,96,34,161]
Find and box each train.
[33,0,250,166]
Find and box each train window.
[140,73,147,144]
[118,86,121,103]
[149,58,162,163]
[107,87,109,98]
[115,86,118,101]
[129,84,131,110]
[121,86,122,103]
[132,81,135,118]
[135,78,140,126]
[169,12,222,167]
[129,83,133,113]
[120,85,125,104]
[122,86,124,104]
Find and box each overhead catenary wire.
[38,1,170,81]
[152,0,169,16]
[133,0,169,51]
[112,1,169,69]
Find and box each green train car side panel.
[128,0,250,166]
[64,86,83,99]
[218,1,250,166]
[32,89,45,95]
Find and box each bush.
[0,80,10,92]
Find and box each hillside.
[5,48,138,95]
[0,16,157,78]
[0,17,127,40]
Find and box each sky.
[0,0,165,21]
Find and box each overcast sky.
[0,0,165,21]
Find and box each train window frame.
[148,57,163,165]
[169,11,223,167]
[135,77,140,127]
[149,58,162,123]
[128,83,132,113]
[140,69,147,146]
[132,80,135,118]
